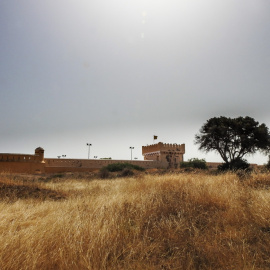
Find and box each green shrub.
[180,158,208,170]
[101,163,145,172]
[218,158,250,172]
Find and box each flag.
[153,135,158,140]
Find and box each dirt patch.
[0,182,66,202]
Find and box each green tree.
[195,116,270,170]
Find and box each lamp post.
[86,143,92,159]
[129,146,134,160]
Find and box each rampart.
[0,144,176,174]
[1,144,259,173]
[0,148,45,173]
[44,158,161,173]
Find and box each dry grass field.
[0,170,270,269]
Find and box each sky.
[0,0,270,164]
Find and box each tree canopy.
[195,116,270,168]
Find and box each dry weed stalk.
[0,172,269,269]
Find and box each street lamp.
[129,146,134,160]
[86,143,92,159]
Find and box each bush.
[120,168,134,177]
[102,163,145,172]
[98,168,110,179]
[180,158,208,170]
[218,158,250,172]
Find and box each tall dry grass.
[0,171,270,269]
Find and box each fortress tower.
[35,147,45,163]
[142,142,185,169]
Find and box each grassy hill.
[0,171,270,269]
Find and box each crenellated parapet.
[142,142,185,155]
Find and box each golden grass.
[0,171,270,269]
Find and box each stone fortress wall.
[0,142,185,174]
[0,147,45,173]
[44,158,161,173]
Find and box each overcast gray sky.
[1,0,270,164]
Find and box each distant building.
[0,142,185,174]
[142,142,185,169]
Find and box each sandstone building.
[0,142,185,174]
[142,142,185,168]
